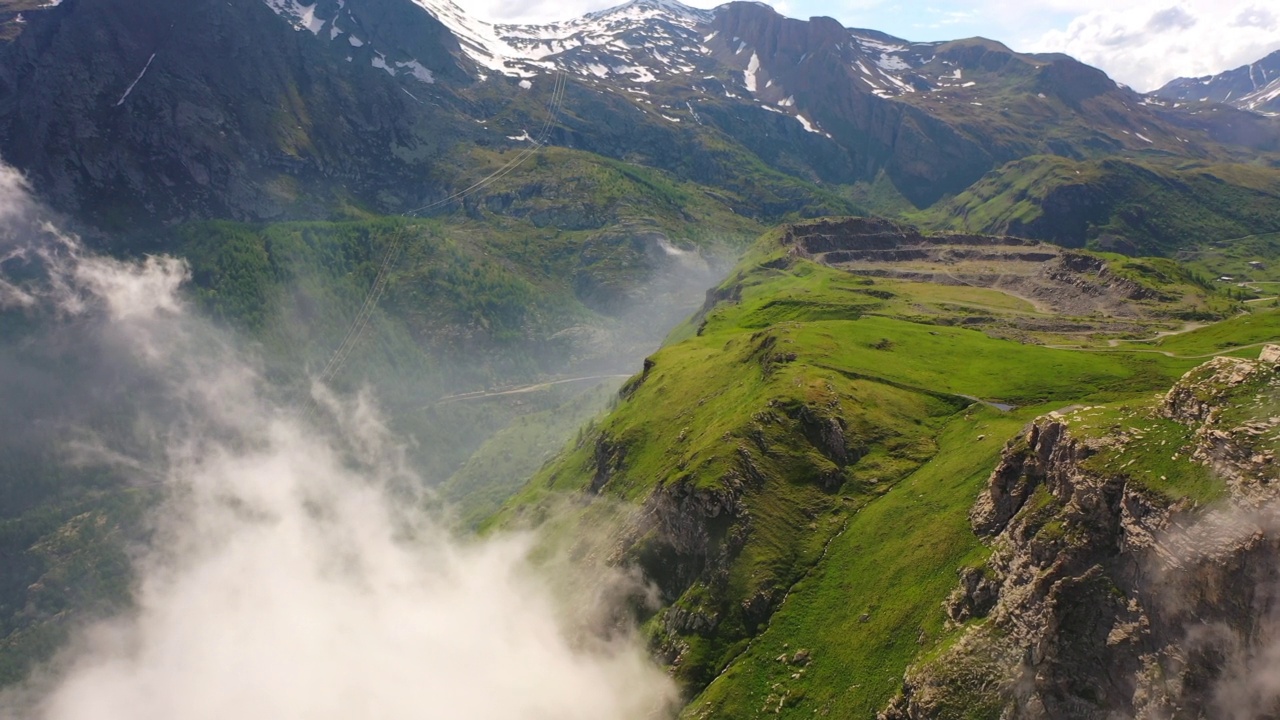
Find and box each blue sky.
[469,0,1280,91]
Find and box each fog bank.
[0,163,675,720]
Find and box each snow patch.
[617,65,657,83]
[371,54,395,76]
[396,60,436,84]
[262,0,325,34]
[743,51,760,93]
[795,115,831,138]
[875,54,910,72]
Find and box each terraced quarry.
[493,217,1280,718]
[788,217,1240,328]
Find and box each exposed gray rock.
[886,353,1280,719]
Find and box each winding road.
[430,374,630,405]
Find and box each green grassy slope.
[492,223,1270,707]
[438,379,623,529]
[686,407,1033,718]
[918,156,1280,255]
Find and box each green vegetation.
[1178,232,1280,285]
[492,220,1278,709]
[0,488,155,686]
[686,408,1033,718]
[1151,309,1280,356]
[438,379,622,529]
[919,156,1280,255]
[1069,403,1226,504]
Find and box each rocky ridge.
[883,347,1280,719]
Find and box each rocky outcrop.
[624,470,752,666]
[885,348,1280,719]
[1161,356,1279,498]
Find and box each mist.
[0,164,676,718]
[1143,502,1280,719]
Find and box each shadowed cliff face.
[0,0,472,231]
[704,3,993,207]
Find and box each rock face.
[704,4,993,206]
[883,349,1280,719]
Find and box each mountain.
[1151,49,1280,116]
[4,0,1279,238]
[0,0,484,229]
[920,155,1280,255]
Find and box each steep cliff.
[884,347,1280,719]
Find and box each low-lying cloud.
[0,164,676,720]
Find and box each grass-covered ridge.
[918,156,1280,255]
[491,218,1280,712]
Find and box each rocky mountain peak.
[1149,48,1280,116]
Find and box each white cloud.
[0,168,677,720]
[1031,1,1280,91]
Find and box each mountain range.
[3,0,1279,243]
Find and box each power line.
[305,72,570,417]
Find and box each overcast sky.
[463,0,1280,92]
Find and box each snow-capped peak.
[581,0,713,24]
[1149,49,1280,116]
[409,0,541,76]
[410,0,715,79]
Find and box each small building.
[1249,261,1264,269]
[1218,276,1234,282]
